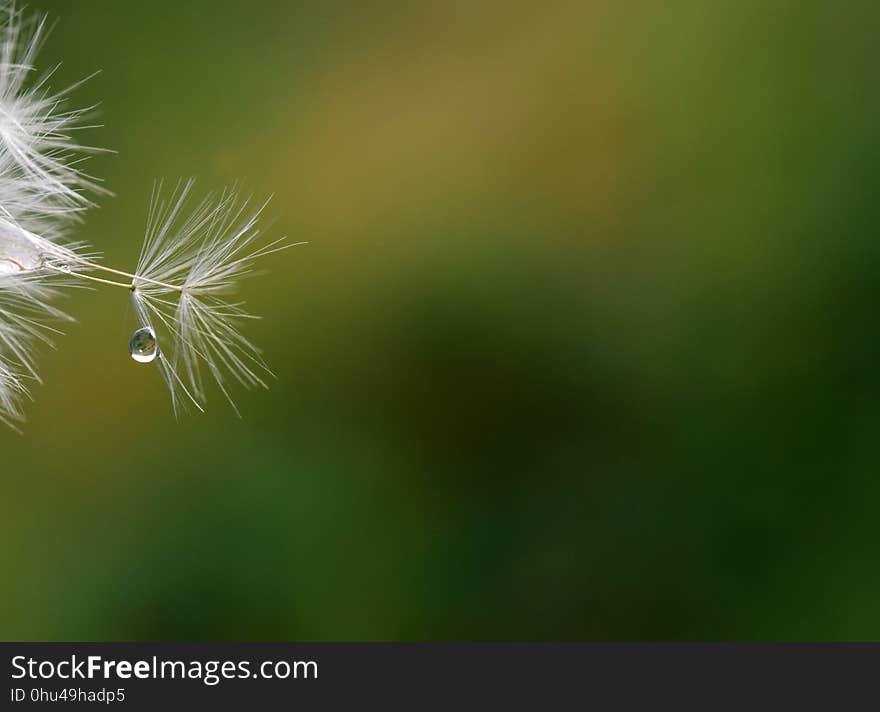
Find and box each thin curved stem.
[43,263,132,289]
[40,244,184,292]
[68,256,183,292]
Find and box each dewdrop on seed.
[129,326,159,363]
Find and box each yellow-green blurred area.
[1,0,878,639]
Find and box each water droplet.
[129,326,159,363]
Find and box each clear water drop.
[129,326,159,363]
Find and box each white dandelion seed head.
[0,1,110,430]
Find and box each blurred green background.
[1,0,878,640]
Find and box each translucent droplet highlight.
[129,326,158,363]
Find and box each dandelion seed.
[0,3,300,430]
[128,180,303,415]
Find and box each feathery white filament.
[0,2,106,429]
[0,3,108,227]
[131,180,300,416]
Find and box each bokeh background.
[1,0,878,640]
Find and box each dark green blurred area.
[2,0,879,640]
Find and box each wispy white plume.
[131,180,299,416]
[0,2,108,230]
[0,267,76,429]
[0,357,27,429]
